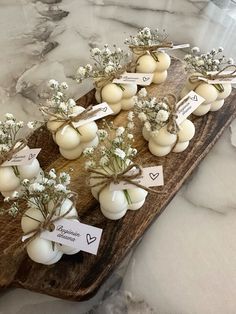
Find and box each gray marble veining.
[0,1,236,313]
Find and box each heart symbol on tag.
[149,173,159,181]
[28,153,36,161]
[101,107,107,112]
[86,234,97,245]
[143,77,150,82]
[190,95,198,101]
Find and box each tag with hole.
[113,72,154,86]
[1,148,41,167]
[72,102,113,128]
[110,166,164,191]
[39,218,103,255]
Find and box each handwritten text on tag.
[176,91,205,125]
[113,73,154,86]
[72,102,113,128]
[40,218,103,255]
[1,148,41,167]
[110,166,164,191]
[197,71,236,84]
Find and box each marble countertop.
[0,0,236,313]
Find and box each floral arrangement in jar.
[83,114,149,220]
[2,168,79,265]
[0,113,41,199]
[134,88,195,156]
[41,79,99,160]
[76,45,138,115]
[124,27,172,84]
[182,47,235,116]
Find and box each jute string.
[88,163,165,195]
[129,42,173,63]
[40,105,101,134]
[3,192,78,257]
[0,138,28,166]
[189,65,236,92]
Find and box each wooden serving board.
[0,58,235,300]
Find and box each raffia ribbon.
[88,163,165,195]
[129,41,173,61]
[189,65,236,92]
[0,138,28,166]
[4,192,78,257]
[40,105,101,134]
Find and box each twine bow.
[0,138,28,166]
[88,163,164,194]
[164,94,189,134]
[40,105,100,134]
[129,41,173,61]
[94,61,136,90]
[189,65,236,92]
[4,192,78,257]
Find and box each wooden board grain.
[0,58,235,300]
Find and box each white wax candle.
[148,140,172,157]
[210,99,224,111]
[136,55,157,73]
[195,83,218,104]
[152,70,167,84]
[0,167,20,192]
[150,126,177,146]
[26,237,62,264]
[193,104,211,116]
[78,121,98,143]
[101,83,123,103]
[121,97,135,110]
[172,141,189,153]
[178,119,195,142]
[18,159,40,180]
[217,83,232,100]
[155,52,171,71]
[121,84,137,98]
[21,208,44,233]
[55,125,80,150]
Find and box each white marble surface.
[0,0,236,313]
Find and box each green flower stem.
[213,83,224,93]
[124,189,132,205]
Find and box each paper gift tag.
[159,43,190,51]
[113,73,154,86]
[197,71,236,84]
[175,91,205,125]
[110,166,164,191]
[40,218,103,255]
[1,148,41,167]
[72,102,113,128]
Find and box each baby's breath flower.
[114,148,126,159]
[116,126,125,136]
[156,110,169,122]
[60,82,68,89]
[27,121,36,129]
[48,169,57,179]
[138,112,147,121]
[85,160,95,170]
[55,184,66,192]
[128,111,134,121]
[48,79,59,89]
[83,147,95,156]
[29,183,45,193]
[5,113,14,120]
[138,88,147,98]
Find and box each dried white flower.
[55,184,67,192]
[60,82,68,89]
[138,88,147,98]
[114,148,126,159]
[138,112,147,122]
[156,110,169,122]
[116,127,125,136]
[48,79,59,89]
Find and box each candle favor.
[41,80,104,160]
[76,45,138,114]
[2,169,80,265]
[83,116,153,220]
[0,114,41,199]
[182,47,235,116]
[124,27,172,84]
[134,89,202,157]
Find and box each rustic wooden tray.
[0,58,235,301]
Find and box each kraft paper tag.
[113,73,154,86]
[197,71,236,84]
[176,91,205,125]
[72,102,113,128]
[40,218,103,255]
[110,166,164,191]
[1,148,41,167]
